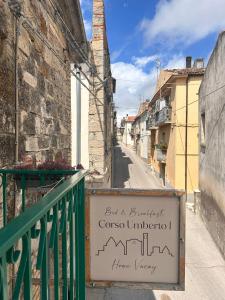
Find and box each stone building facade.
[0,0,87,167]
[199,31,225,259]
[87,0,115,187]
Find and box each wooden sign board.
[86,189,185,291]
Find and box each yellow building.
[147,60,205,198]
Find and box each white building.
[121,115,135,146]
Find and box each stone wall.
[0,0,76,167]
[88,0,113,188]
[199,31,225,259]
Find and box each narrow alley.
[87,143,225,300]
[113,143,162,189]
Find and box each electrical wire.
[176,116,194,191]
[172,83,225,113]
[19,14,104,105]
[48,0,105,85]
[200,101,225,166]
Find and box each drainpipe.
[76,67,81,165]
[185,75,189,201]
[14,17,20,163]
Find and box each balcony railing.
[155,107,172,126]
[146,115,158,130]
[0,169,87,300]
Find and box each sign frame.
[86,189,185,291]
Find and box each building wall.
[122,122,133,146]
[88,0,113,188]
[0,1,80,167]
[140,113,149,161]
[174,77,201,193]
[199,31,225,259]
[150,75,202,191]
[151,125,172,185]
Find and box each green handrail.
[0,169,78,227]
[0,170,87,300]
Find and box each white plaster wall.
[140,114,149,160]
[122,122,133,146]
[71,70,89,169]
[199,32,225,258]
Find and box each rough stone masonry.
[0,0,80,167]
[88,0,113,188]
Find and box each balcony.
[0,169,87,299]
[156,148,167,162]
[155,107,172,126]
[146,114,158,130]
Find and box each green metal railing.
[0,169,78,227]
[0,170,87,299]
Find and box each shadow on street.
[112,144,133,188]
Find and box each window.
[201,112,206,148]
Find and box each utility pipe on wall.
[14,16,20,163]
[76,67,81,165]
[185,75,189,201]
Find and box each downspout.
[76,67,81,165]
[185,75,189,201]
[14,16,20,163]
[13,10,21,293]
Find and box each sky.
[80,0,225,122]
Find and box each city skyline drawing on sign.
[96,233,174,257]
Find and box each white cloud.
[164,54,185,69]
[83,19,92,40]
[112,55,188,122]
[79,0,92,40]
[132,55,159,68]
[140,0,225,48]
[111,62,157,122]
[111,48,126,62]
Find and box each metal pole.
[185,76,189,202]
[76,68,81,165]
[15,17,20,163]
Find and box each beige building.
[148,58,204,197]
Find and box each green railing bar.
[69,190,75,299]
[61,197,68,299]
[23,231,32,300]
[12,235,28,299]
[75,184,80,300]
[75,179,86,299]
[53,203,59,300]
[2,174,7,226]
[40,216,49,300]
[79,178,86,299]
[0,170,88,256]
[21,175,26,212]
[0,169,77,175]
[0,256,7,299]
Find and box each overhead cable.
[18,14,103,104]
[48,0,105,85]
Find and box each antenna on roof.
[156,58,162,98]
[156,58,161,81]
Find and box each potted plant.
[155,142,168,151]
[14,159,76,189]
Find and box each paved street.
[112,143,162,189]
[87,143,225,300]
